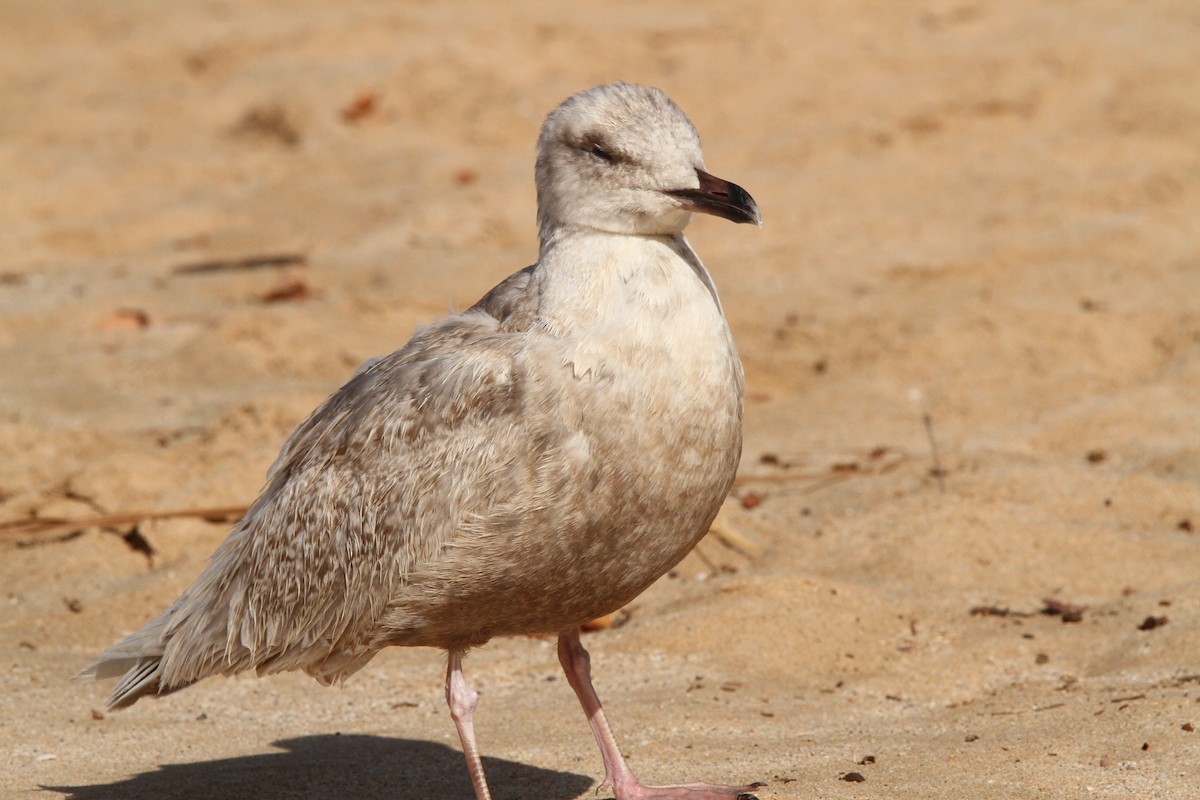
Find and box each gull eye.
[588,141,614,163]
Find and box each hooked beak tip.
[668,168,761,226]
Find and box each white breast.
[534,232,740,398]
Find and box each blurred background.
[2,2,1198,798]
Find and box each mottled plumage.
[79,82,761,800]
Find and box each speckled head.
[535,82,760,243]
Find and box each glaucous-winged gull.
[78,81,762,800]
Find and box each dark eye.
[588,141,614,162]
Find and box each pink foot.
[610,778,765,800]
[558,628,762,800]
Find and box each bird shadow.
[42,733,596,800]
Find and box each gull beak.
[667,168,762,226]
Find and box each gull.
[78,82,762,800]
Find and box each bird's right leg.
[446,649,493,800]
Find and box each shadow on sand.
[43,733,596,800]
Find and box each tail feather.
[74,510,385,708]
[74,607,174,710]
[73,656,140,683]
[107,656,163,710]
[74,651,166,710]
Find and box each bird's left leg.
[556,627,760,800]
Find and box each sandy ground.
[2,1,1199,798]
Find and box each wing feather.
[83,273,548,701]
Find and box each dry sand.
[2,2,1198,798]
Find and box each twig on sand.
[923,413,946,492]
[172,253,307,275]
[704,447,908,560]
[706,506,765,557]
[0,505,248,540]
[733,446,907,490]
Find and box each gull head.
[535,82,761,242]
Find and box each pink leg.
[556,628,761,800]
[445,649,492,800]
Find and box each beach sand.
[2,2,1198,798]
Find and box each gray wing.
[268,263,538,486]
[112,275,547,695]
[469,264,538,330]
